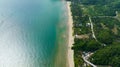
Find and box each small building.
[86,23,91,27]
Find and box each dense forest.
[89,43,120,67]
[70,0,120,67]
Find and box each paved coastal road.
[82,54,97,67]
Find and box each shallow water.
[0,0,67,67]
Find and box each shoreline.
[67,1,74,67]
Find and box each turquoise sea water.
[0,0,67,67]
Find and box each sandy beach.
[67,2,74,67]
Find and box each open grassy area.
[80,5,116,16]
